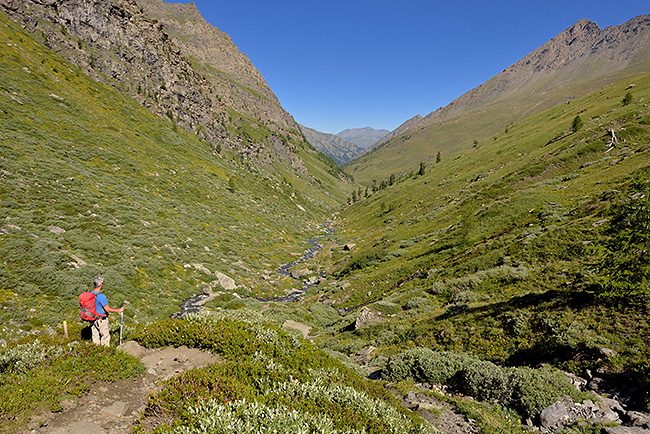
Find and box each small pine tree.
[389,174,396,186]
[571,115,583,133]
[436,152,441,163]
[622,91,634,106]
[418,161,426,176]
[595,177,650,302]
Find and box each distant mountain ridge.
[300,125,364,166]
[336,127,390,149]
[349,14,650,182]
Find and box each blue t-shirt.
[92,291,108,316]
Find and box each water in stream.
[171,225,333,318]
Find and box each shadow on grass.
[437,289,596,322]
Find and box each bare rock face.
[135,0,300,136]
[0,0,305,163]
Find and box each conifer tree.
[572,115,583,132]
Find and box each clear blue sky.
[180,1,648,134]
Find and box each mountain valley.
[1,2,649,434]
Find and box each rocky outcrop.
[135,0,301,138]
[539,395,650,433]
[354,306,383,329]
[0,0,306,163]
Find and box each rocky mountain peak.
[416,15,650,130]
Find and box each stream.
[171,225,333,318]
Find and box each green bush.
[374,301,401,315]
[336,249,387,277]
[382,348,580,418]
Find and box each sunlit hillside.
[0,10,348,335]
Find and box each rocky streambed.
[171,225,333,317]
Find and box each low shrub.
[374,301,401,315]
[134,315,430,434]
[336,249,387,277]
[0,336,143,426]
[382,348,580,419]
[402,297,429,310]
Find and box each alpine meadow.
[1,2,650,434]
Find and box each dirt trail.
[19,342,220,434]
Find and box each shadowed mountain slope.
[336,127,390,149]
[300,124,365,166]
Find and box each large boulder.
[214,271,236,290]
[354,307,382,330]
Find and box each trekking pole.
[119,301,125,346]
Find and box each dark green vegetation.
[383,349,582,419]
[0,10,350,335]
[308,71,650,413]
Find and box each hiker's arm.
[104,305,125,313]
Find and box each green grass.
[0,10,348,338]
[301,70,650,412]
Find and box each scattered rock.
[343,243,356,251]
[192,263,212,275]
[627,411,650,428]
[290,268,311,279]
[5,224,21,231]
[540,394,627,431]
[354,307,382,330]
[101,401,128,418]
[599,347,619,358]
[48,226,66,235]
[603,428,650,434]
[540,399,571,429]
[214,271,236,290]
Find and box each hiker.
[90,276,124,347]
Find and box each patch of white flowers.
[0,339,77,373]
[252,351,284,372]
[266,378,437,434]
[173,398,364,434]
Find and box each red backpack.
[79,291,106,322]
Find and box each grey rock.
[101,401,128,418]
[214,271,236,290]
[355,307,382,330]
[628,411,650,428]
[603,427,650,434]
[48,226,66,235]
[540,400,571,429]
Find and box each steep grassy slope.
[0,10,348,339]
[305,72,650,409]
[349,16,650,184]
